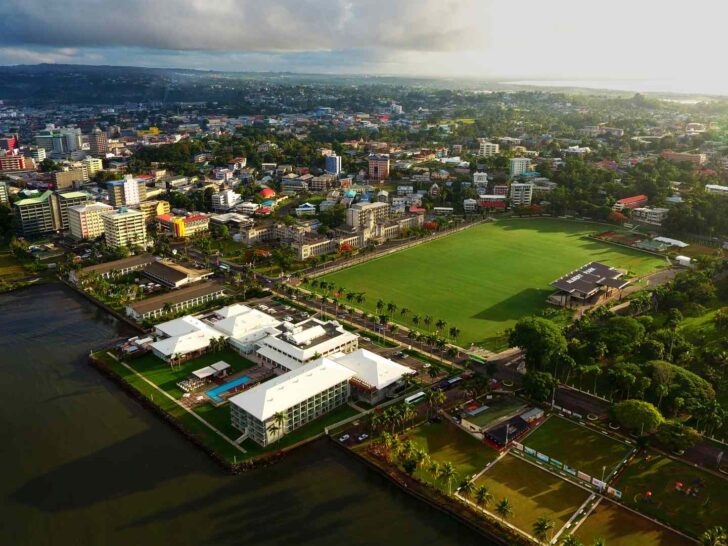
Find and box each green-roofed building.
[14,190,56,236]
[55,191,93,230]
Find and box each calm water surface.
[0,284,489,546]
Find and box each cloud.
[0,0,487,54]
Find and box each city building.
[34,126,82,155]
[368,154,390,181]
[661,150,706,166]
[107,175,147,207]
[631,207,669,227]
[83,157,104,176]
[142,260,213,288]
[477,139,499,157]
[125,281,225,321]
[88,128,109,156]
[68,203,115,239]
[613,194,648,211]
[230,358,355,447]
[211,189,241,212]
[101,207,147,249]
[509,157,531,177]
[0,181,8,204]
[54,191,93,231]
[463,198,478,213]
[134,200,171,223]
[14,190,56,236]
[54,168,87,189]
[346,201,390,229]
[69,254,156,284]
[0,155,34,172]
[325,153,342,175]
[509,182,534,206]
[256,318,358,372]
[705,184,728,194]
[156,213,210,238]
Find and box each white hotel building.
[68,202,113,240]
[230,358,355,446]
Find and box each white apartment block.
[631,207,670,226]
[83,157,104,176]
[473,172,489,186]
[509,157,531,177]
[211,189,241,212]
[510,182,534,206]
[230,358,355,446]
[101,208,147,248]
[68,203,113,239]
[346,201,390,229]
[477,139,499,157]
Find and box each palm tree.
[701,526,727,546]
[356,292,366,304]
[386,301,397,317]
[560,535,583,546]
[449,326,460,343]
[269,411,287,444]
[474,485,492,510]
[495,498,513,522]
[533,517,555,544]
[376,299,385,315]
[435,319,447,335]
[440,461,457,495]
[423,315,433,332]
[400,307,410,320]
[590,539,606,546]
[427,460,441,481]
[412,314,421,328]
[458,478,474,499]
[412,448,429,470]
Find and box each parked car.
[357,433,368,442]
[339,434,350,442]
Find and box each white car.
[357,433,368,442]
[339,434,350,442]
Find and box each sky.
[1,0,727,94]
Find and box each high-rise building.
[30,147,47,163]
[509,182,534,206]
[107,175,147,207]
[368,154,390,181]
[477,139,499,157]
[55,191,94,230]
[134,200,171,223]
[0,155,33,172]
[346,201,390,229]
[83,157,104,176]
[101,208,147,249]
[14,190,56,236]
[54,168,87,189]
[509,157,531,177]
[88,128,109,156]
[0,135,17,151]
[0,181,9,204]
[68,203,114,239]
[324,153,342,175]
[211,189,241,212]
[34,126,82,155]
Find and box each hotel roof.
[229,358,356,421]
[334,349,414,390]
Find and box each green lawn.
[523,416,632,478]
[316,219,664,348]
[407,420,498,488]
[575,499,688,546]
[475,454,589,536]
[0,251,27,281]
[464,398,527,429]
[127,349,256,398]
[616,452,728,538]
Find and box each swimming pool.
[206,375,251,403]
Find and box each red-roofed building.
[408,205,426,214]
[258,188,276,199]
[613,195,648,211]
[256,207,272,216]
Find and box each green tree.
[523,371,557,403]
[656,420,701,452]
[508,317,567,370]
[701,526,727,546]
[474,485,492,510]
[458,478,474,499]
[612,399,663,435]
[440,461,457,495]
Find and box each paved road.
[554,387,611,419]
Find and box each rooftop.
[229,358,356,421]
[77,254,156,276]
[334,349,414,390]
[127,281,225,315]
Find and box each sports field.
[575,499,688,546]
[474,454,589,535]
[407,421,498,488]
[616,452,728,538]
[317,219,664,348]
[523,416,632,477]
